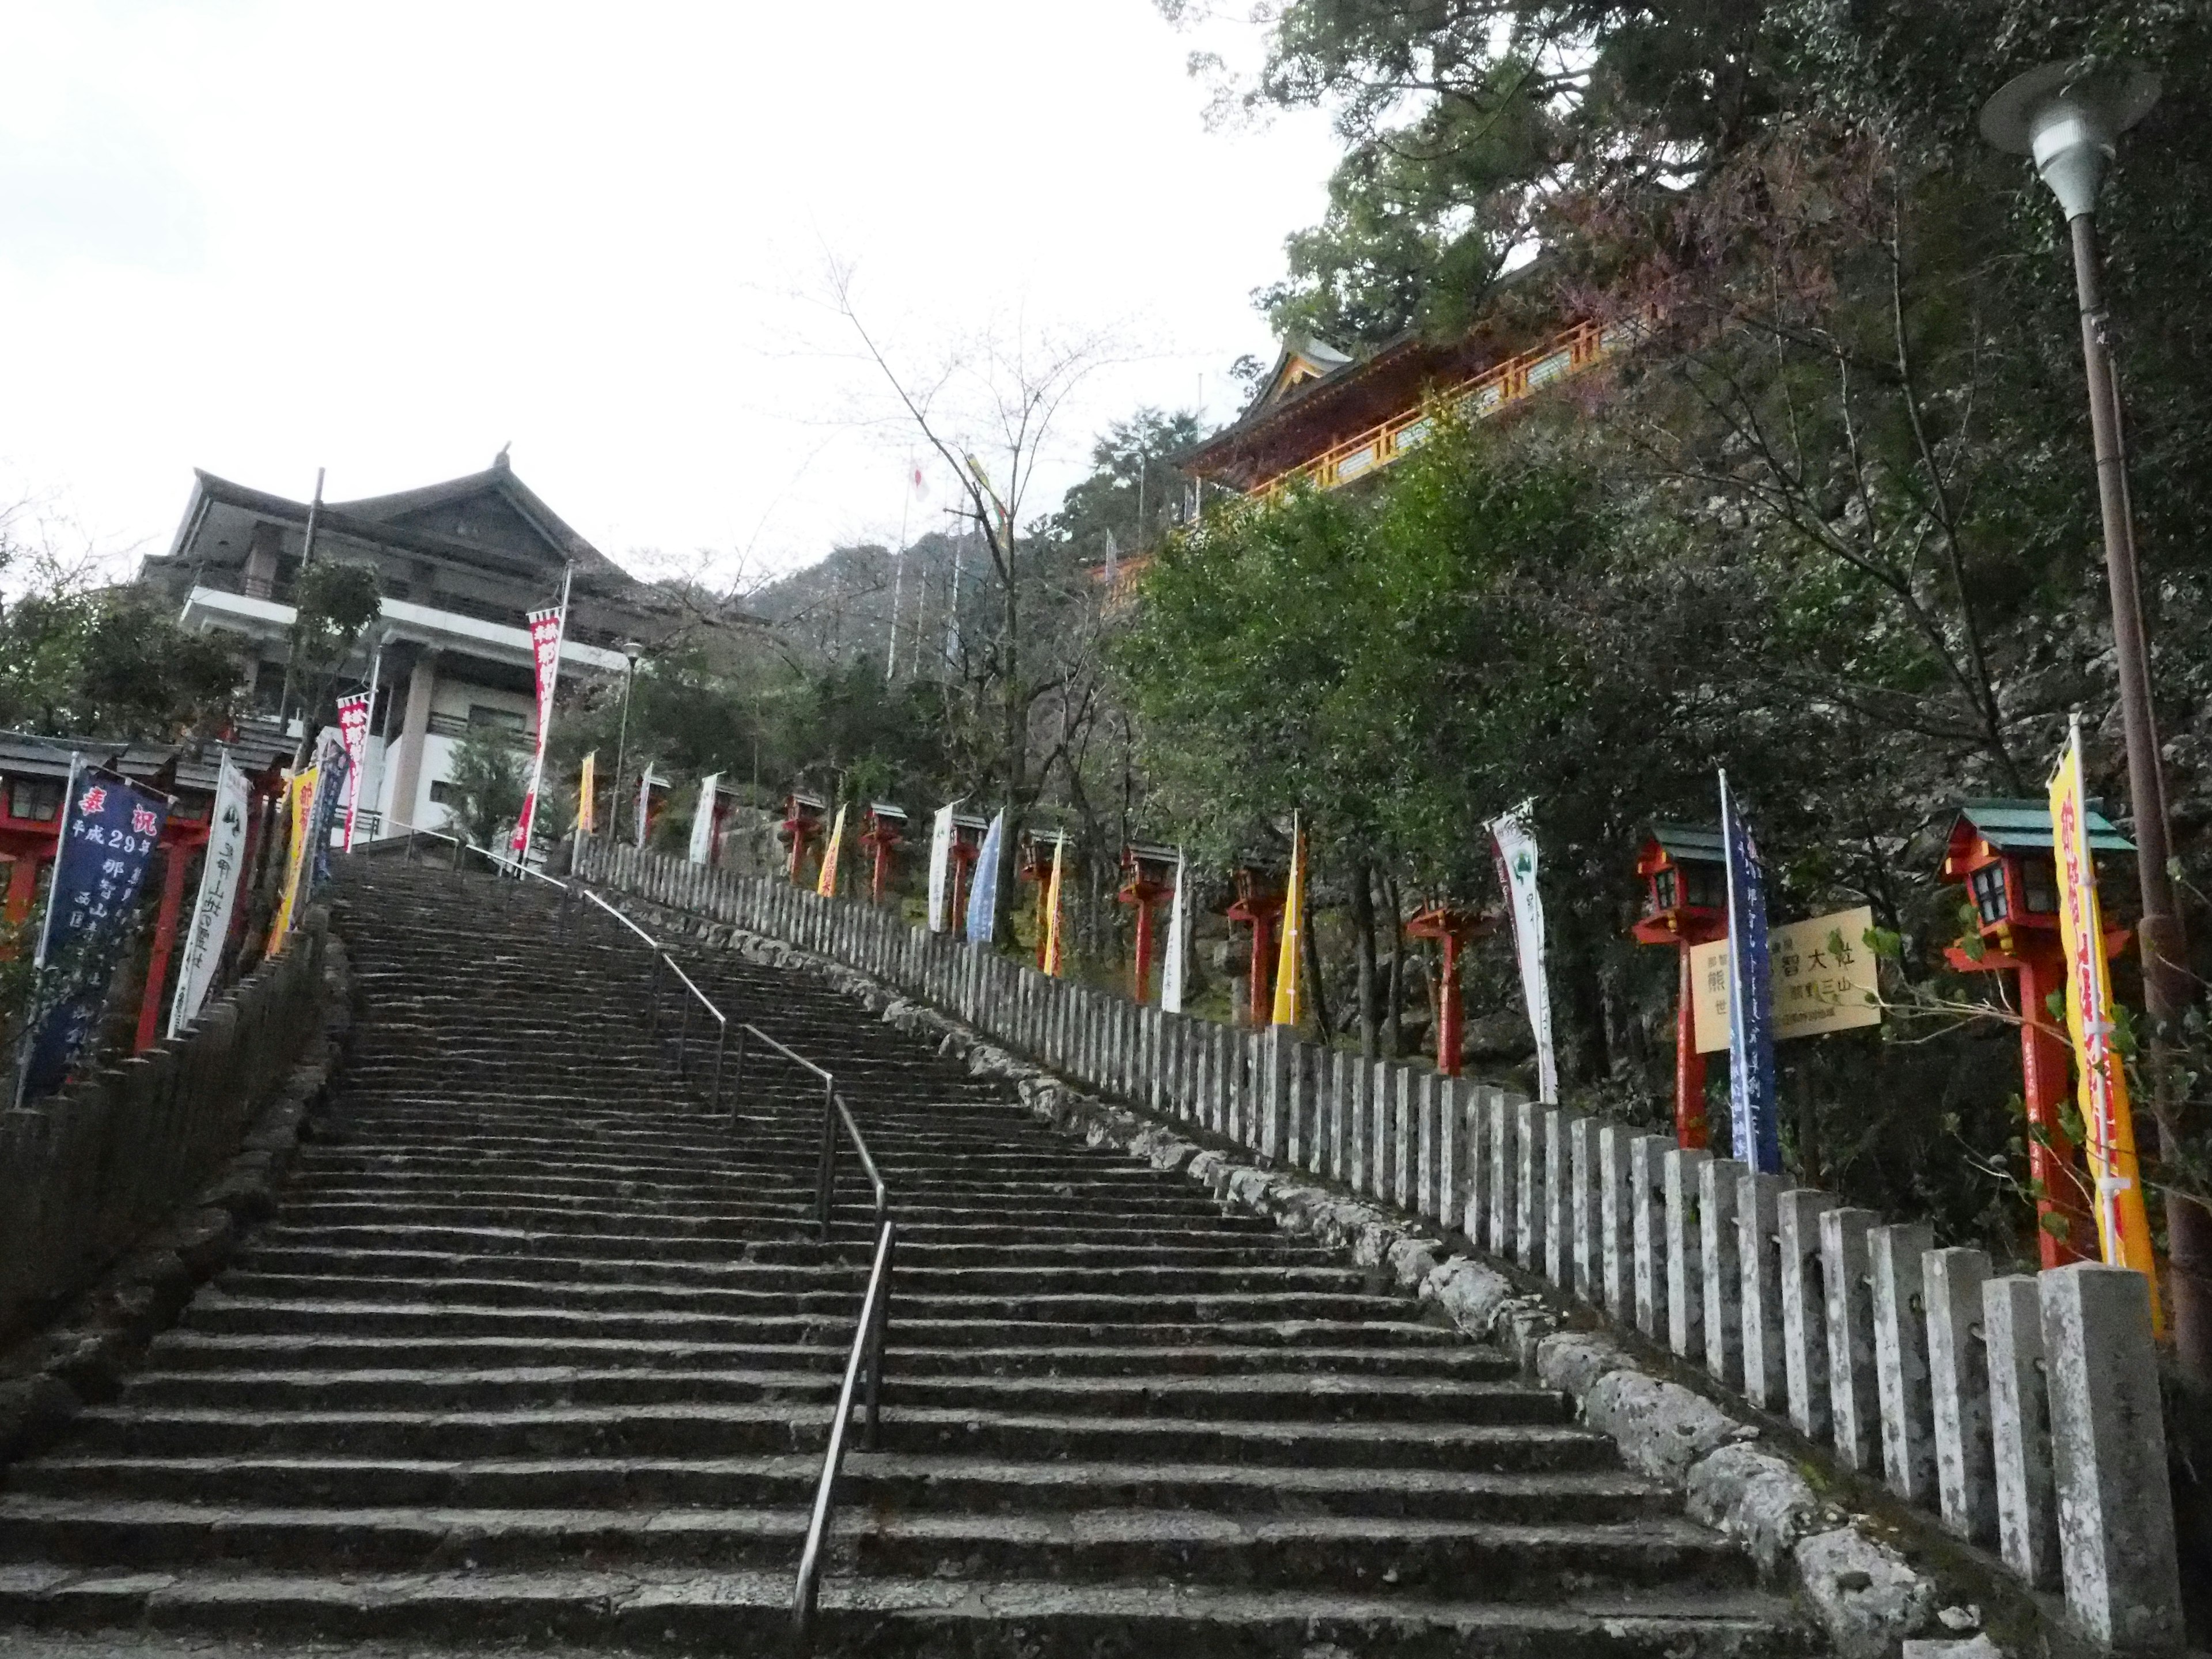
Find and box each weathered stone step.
[0,1558,1812,1658]
[182,1297,1464,1351]
[118,1366,1554,1423]
[143,1330,1517,1378]
[0,1496,1749,1599]
[59,1403,1607,1469]
[207,1270,1412,1324]
[272,1200,1284,1244]
[7,1452,1669,1522]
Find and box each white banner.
[510,597,566,855]
[1490,805,1558,1104]
[926,802,956,932]
[688,772,722,865]
[635,765,657,850]
[167,753,249,1039]
[335,692,370,851]
[1161,849,1188,1013]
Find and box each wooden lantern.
[858,802,907,904]
[1117,843,1180,1003]
[1630,824,1729,1149]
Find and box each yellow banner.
[1691,906,1881,1053]
[1041,835,1066,976]
[577,752,596,835]
[1272,815,1304,1027]
[816,803,848,899]
[2050,729,2160,1302]
[269,767,316,953]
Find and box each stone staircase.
[0,858,1815,1656]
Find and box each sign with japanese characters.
[166,753,249,1039]
[16,765,170,1103]
[1692,904,1881,1054]
[336,693,371,851]
[510,603,565,856]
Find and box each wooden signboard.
[1691,905,1881,1053]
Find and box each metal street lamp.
[612,641,644,843]
[1980,61,2211,1372]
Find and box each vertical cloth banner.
[2050,720,2161,1302]
[926,804,956,933]
[965,810,1005,944]
[1489,805,1559,1104]
[306,736,350,894]
[166,753,249,1039]
[1719,771,1781,1174]
[1161,849,1188,1013]
[335,693,371,851]
[1272,815,1305,1027]
[816,804,849,898]
[510,588,569,857]
[635,766,658,850]
[16,764,170,1104]
[577,752,596,835]
[688,774,722,865]
[1041,835,1067,976]
[270,766,317,950]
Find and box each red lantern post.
[1225,866,1285,1027]
[858,802,907,904]
[1017,830,1069,967]
[945,813,988,928]
[1404,904,1497,1075]
[1938,800,2131,1268]
[779,792,826,887]
[1630,827,1730,1149]
[1118,843,1179,1003]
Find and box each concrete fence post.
[1926,1246,1997,1546]
[1596,1123,1634,1316]
[1629,1134,1669,1338]
[1487,1093,1518,1257]
[1821,1206,1881,1473]
[1699,1157,1744,1388]
[1983,1274,2059,1590]
[1869,1222,1937,1506]
[1544,1109,1577,1287]
[1664,1146,1708,1359]
[1214,1028,1236,1141]
[1366,1063,1392,1205]
[1415,1075,1441,1219]
[1514,1100,1546,1268]
[1343,1057,1369,1195]
[1392,1069,1418,1214]
[1463,1084,1491,1243]
[1440,1080,1473,1237]
[1778,1188,1838,1440]
[2040,1263,2183,1653]
[1569,1115,1603,1304]
[1258,1027,1290,1165]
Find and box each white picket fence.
[574,835,2186,1653]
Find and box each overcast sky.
[0,1,1339,591]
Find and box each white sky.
[0,0,1339,590]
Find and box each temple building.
[140,453,673,840]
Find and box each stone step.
[60,1403,1614,1470]
[7,1452,1669,1522]
[115,1366,1559,1424]
[0,1559,1812,1657]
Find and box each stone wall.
[576,837,2188,1656]
[0,910,333,1347]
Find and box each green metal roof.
[1953,797,2133,855]
[1648,823,1725,862]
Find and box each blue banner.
[16,764,171,1103]
[306,737,351,894]
[964,809,1005,945]
[1720,771,1781,1175]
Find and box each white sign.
[1490,806,1558,1103]
[688,772,722,865]
[926,802,956,932]
[1161,849,1188,1012]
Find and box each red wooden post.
[1226,866,1285,1028]
[1630,828,1728,1150]
[134,841,191,1052]
[1131,901,1156,1004]
[1118,844,1177,1006]
[1407,905,1497,1077]
[1674,948,1709,1148]
[3,855,37,929]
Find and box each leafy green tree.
[442,730,528,849]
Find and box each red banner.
[336,692,371,851]
[511,606,564,854]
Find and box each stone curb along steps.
[597,887,2024,1659]
[0,918,353,1474]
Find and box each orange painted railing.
[1251,315,1646,501]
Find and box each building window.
[6,778,63,823]
[429,780,459,805]
[468,705,526,734]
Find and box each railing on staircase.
[737,1030,893,1645]
[384,835,890,1641]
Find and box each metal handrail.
[729,1032,892,1643]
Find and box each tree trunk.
[1351,859,1379,1062]
[1383,871,1405,1059]
[1301,859,1333,1045]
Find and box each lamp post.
[611,641,643,843]
[1981,62,2211,1374]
